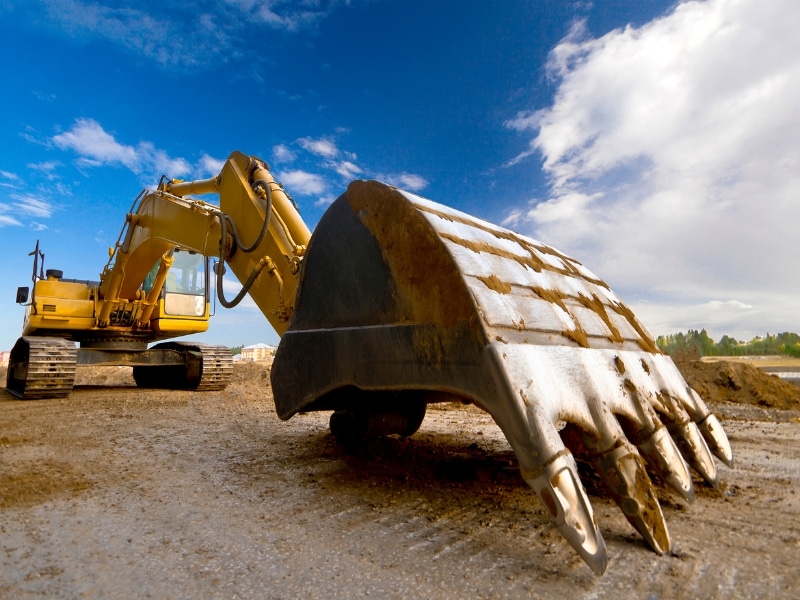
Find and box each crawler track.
[5,336,77,399]
[132,342,233,391]
[193,343,234,391]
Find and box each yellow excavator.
[7,151,732,574]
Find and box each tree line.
[231,332,800,359]
[655,329,800,358]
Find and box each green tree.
[717,335,741,356]
[658,330,800,358]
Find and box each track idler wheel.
[329,392,426,443]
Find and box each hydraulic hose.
[215,248,269,309]
[213,179,273,308]
[223,179,273,254]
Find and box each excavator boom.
[97,151,310,335]
[7,151,732,574]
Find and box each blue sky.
[1,0,797,350]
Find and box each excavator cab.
[152,249,209,321]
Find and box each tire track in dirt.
[2,363,800,598]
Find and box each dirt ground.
[1,359,799,599]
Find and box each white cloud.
[53,119,138,169]
[0,169,60,227]
[199,153,225,176]
[223,0,339,32]
[628,295,791,344]
[7,1,342,72]
[396,173,429,191]
[272,144,296,163]
[33,90,57,103]
[32,0,214,68]
[331,160,361,179]
[524,191,599,225]
[380,172,429,192]
[295,134,369,182]
[142,143,192,178]
[19,125,47,147]
[52,118,191,179]
[505,0,800,338]
[276,131,428,196]
[500,207,525,228]
[0,201,23,227]
[53,182,72,198]
[0,193,55,227]
[504,109,546,166]
[76,157,104,169]
[297,136,339,158]
[278,169,326,195]
[11,194,55,218]
[220,275,258,310]
[0,214,23,227]
[27,161,60,173]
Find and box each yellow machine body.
[21,258,211,341]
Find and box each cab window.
[165,249,206,295]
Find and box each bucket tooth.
[271,180,732,572]
[637,425,694,501]
[591,443,671,554]
[669,420,719,487]
[673,387,732,468]
[524,453,608,575]
[697,413,733,467]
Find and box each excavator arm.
[96,151,310,335]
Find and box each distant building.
[0,351,9,366]
[240,343,275,361]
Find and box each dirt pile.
[675,358,800,411]
[229,359,272,383]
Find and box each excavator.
[7,151,732,574]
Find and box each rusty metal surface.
[273,182,732,573]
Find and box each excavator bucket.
[270,180,732,574]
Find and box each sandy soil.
[1,360,799,599]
